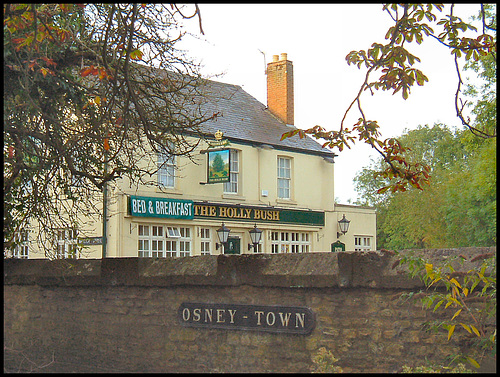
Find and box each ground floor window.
[56,228,78,258]
[252,242,263,253]
[270,231,310,254]
[200,228,211,255]
[12,229,30,259]
[354,236,372,251]
[139,224,192,258]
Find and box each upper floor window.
[157,150,175,188]
[223,149,239,194]
[277,157,291,199]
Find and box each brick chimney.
[266,53,294,125]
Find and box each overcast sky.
[178,3,482,204]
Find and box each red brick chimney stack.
[266,53,294,125]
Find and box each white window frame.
[138,225,151,257]
[270,231,310,254]
[167,226,181,238]
[277,157,291,199]
[151,225,164,258]
[200,228,211,255]
[13,229,30,259]
[178,227,191,257]
[138,224,191,258]
[223,149,239,194]
[157,150,176,188]
[56,228,78,259]
[354,236,372,251]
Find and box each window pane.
[158,152,175,188]
[224,150,239,194]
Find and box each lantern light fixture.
[337,214,350,238]
[216,222,231,252]
[248,224,263,251]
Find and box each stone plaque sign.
[178,303,315,335]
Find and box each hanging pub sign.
[207,148,230,184]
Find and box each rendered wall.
[4,247,495,373]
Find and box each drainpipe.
[102,156,108,259]
[102,180,107,258]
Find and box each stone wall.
[3,247,496,373]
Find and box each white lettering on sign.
[279,312,292,327]
[179,303,315,334]
[132,199,147,214]
[129,196,194,218]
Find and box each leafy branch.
[281,3,496,194]
[397,251,496,369]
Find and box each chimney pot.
[272,55,279,62]
[280,53,287,61]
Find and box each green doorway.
[225,237,241,254]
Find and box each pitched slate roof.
[198,78,335,158]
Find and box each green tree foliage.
[282,3,496,194]
[355,123,496,249]
[4,4,215,255]
[211,153,225,173]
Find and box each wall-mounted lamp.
[248,224,263,251]
[216,222,231,253]
[337,214,350,238]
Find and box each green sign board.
[128,196,325,226]
[193,202,324,226]
[129,196,194,219]
[331,241,345,252]
[78,236,103,246]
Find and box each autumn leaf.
[451,308,462,320]
[130,49,143,60]
[41,56,57,67]
[460,323,472,334]
[470,325,481,337]
[467,357,480,369]
[81,65,95,77]
[103,138,110,151]
[40,67,52,77]
[98,68,108,80]
[447,324,456,340]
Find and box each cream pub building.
[20,53,376,259]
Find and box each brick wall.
[3,247,496,373]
